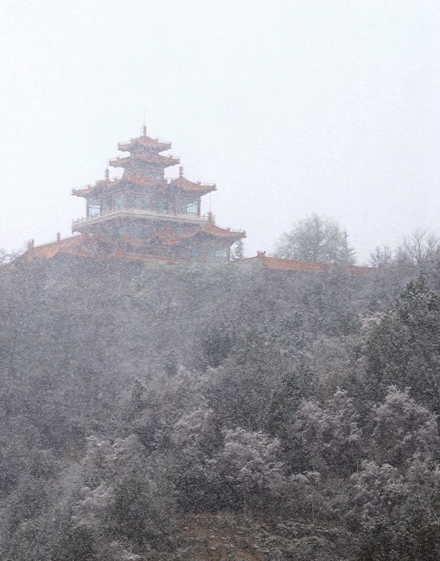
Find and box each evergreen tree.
[364,273,440,413]
[266,365,315,436]
[231,239,245,260]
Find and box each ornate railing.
[72,208,246,237]
[72,207,210,227]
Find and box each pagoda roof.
[155,227,200,246]
[109,152,180,169]
[124,172,167,188]
[113,248,180,263]
[153,222,245,246]
[201,222,245,240]
[236,252,373,273]
[118,128,172,153]
[72,177,121,198]
[169,171,216,195]
[252,254,328,272]
[19,234,95,261]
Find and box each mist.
[3,3,440,560]
[1,1,440,261]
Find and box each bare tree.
[397,229,440,267]
[369,245,393,268]
[273,214,356,264]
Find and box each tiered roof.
[108,126,179,172]
[73,129,217,198]
[72,177,121,198]
[169,167,216,195]
[118,126,172,152]
[108,152,180,170]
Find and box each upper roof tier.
[72,177,121,198]
[109,152,180,169]
[72,172,214,199]
[74,127,217,197]
[118,126,172,153]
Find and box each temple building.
[69,126,245,262]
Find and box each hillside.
[1,253,440,560]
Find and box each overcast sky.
[1,0,439,263]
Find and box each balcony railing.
[72,208,246,238]
[72,207,210,228]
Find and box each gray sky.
[1,0,439,263]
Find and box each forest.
[1,233,440,560]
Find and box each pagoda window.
[114,194,125,209]
[215,248,228,258]
[207,247,228,261]
[87,203,101,217]
[181,200,198,215]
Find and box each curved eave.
[199,223,246,241]
[109,153,180,169]
[169,177,217,195]
[118,137,172,152]
[20,234,92,261]
[154,228,199,246]
[72,187,92,197]
[72,178,121,198]
[122,226,244,247]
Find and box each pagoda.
[71,126,245,262]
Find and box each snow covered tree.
[212,428,285,513]
[51,525,100,561]
[287,389,363,477]
[171,408,225,513]
[372,387,440,468]
[172,408,223,457]
[351,457,440,560]
[364,273,440,413]
[204,328,286,431]
[266,365,315,437]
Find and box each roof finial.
[179,166,184,177]
[143,124,147,137]
[105,168,110,180]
